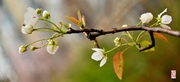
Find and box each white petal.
[46,45,59,54]
[140,13,148,23]
[21,25,33,34]
[100,57,107,67]
[161,24,171,30]
[146,13,153,22]
[91,51,103,61]
[24,7,39,26]
[158,8,167,18]
[140,13,153,23]
[92,48,102,52]
[43,10,48,16]
[161,15,172,24]
[27,7,36,12]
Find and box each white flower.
[91,48,107,67]
[24,7,39,26]
[140,12,153,23]
[21,25,33,34]
[46,40,59,54]
[158,8,172,29]
[161,15,172,24]
[19,45,27,53]
[22,7,39,34]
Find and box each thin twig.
[67,26,180,38]
[66,26,180,51]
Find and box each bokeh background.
[0,0,180,82]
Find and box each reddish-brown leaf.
[113,52,124,80]
[153,32,168,43]
[66,16,79,25]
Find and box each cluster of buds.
[19,7,71,54]
[21,7,51,34]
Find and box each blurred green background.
[0,0,180,82]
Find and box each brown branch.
[67,26,180,37]
[66,26,180,51]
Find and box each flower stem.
[136,31,145,42]
[26,38,50,46]
[26,34,61,46]
[39,18,66,34]
[105,46,120,54]
[33,28,60,33]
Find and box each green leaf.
[78,21,83,28]
[113,52,124,80]
[141,40,155,52]
[63,24,70,29]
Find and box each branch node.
[139,31,155,52]
[112,28,117,34]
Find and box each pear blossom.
[46,40,59,54]
[22,7,39,34]
[158,8,172,29]
[100,56,107,67]
[21,25,33,34]
[140,12,153,23]
[161,15,172,24]
[24,7,39,26]
[91,48,107,67]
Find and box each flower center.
[33,16,36,18]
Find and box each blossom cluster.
[19,7,173,68]
[19,7,60,54]
[140,8,172,29]
[91,8,172,67]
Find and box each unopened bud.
[19,45,27,53]
[46,40,59,54]
[36,8,42,14]
[114,37,121,46]
[43,10,50,19]
[30,46,37,51]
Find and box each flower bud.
[21,25,33,34]
[36,8,42,14]
[30,46,37,51]
[19,45,27,53]
[114,37,121,46]
[46,40,59,54]
[122,24,127,28]
[64,23,71,29]
[43,10,50,19]
[140,12,153,23]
